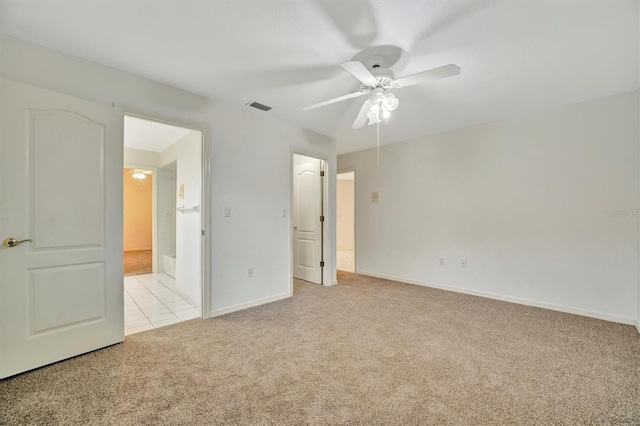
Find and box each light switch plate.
[371,191,379,203]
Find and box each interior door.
[293,155,323,284]
[0,78,124,378]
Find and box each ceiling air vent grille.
[247,101,272,112]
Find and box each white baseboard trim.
[358,270,637,326]
[210,292,291,318]
[636,321,640,335]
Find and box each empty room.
[0,0,639,424]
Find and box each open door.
[292,154,324,284]
[0,78,124,378]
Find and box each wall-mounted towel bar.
[177,205,200,213]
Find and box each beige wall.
[123,169,153,251]
[337,179,354,251]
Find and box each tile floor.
[124,273,200,335]
[337,250,355,272]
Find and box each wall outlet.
[439,257,445,266]
[248,267,254,277]
[461,259,468,268]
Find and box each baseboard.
[358,270,637,326]
[636,321,640,335]
[210,292,291,317]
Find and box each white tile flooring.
[124,273,200,335]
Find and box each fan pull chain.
[376,121,380,166]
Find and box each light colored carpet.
[1,272,639,425]
[124,249,152,276]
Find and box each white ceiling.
[124,116,193,152]
[0,0,637,154]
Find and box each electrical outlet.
[248,267,254,277]
[461,259,468,268]
[439,257,445,266]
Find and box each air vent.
[246,101,272,112]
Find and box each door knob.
[3,237,32,248]
[293,226,298,230]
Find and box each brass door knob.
[3,237,32,248]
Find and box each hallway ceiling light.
[131,170,150,180]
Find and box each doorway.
[123,115,204,335]
[292,153,326,285]
[123,167,154,276]
[337,171,355,272]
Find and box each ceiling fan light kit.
[302,47,461,164]
[130,169,152,181]
[303,47,460,131]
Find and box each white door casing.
[293,155,323,284]
[0,78,124,378]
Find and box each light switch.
[224,207,231,217]
[371,191,379,203]
[178,183,185,199]
[282,209,287,218]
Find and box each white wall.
[124,147,160,167]
[337,179,354,251]
[637,5,640,333]
[1,35,337,317]
[174,131,202,307]
[157,161,177,273]
[339,91,639,324]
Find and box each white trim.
[210,292,291,317]
[123,112,212,320]
[358,270,637,326]
[636,321,640,334]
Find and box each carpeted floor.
[1,272,639,425]
[124,249,152,276]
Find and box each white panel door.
[0,78,124,378]
[293,157,323,284]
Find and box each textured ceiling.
[0,0,637,154]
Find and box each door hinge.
[201,230,205,236]
[320,170,325,177]
[320,215,325,222]
[320,261,325,267]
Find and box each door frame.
[290,148,333,293]
[337,167,357,275]
[123,163,158,273]
[124,111,212,319]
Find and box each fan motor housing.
[360,67,395,91]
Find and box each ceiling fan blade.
[312,0,377,49]
[303,91,365,111]
[340,61,378,86]
[352,99,371,129]
[395,64,461,88]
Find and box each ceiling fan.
[303,56,461,129]
[128,169,152,181]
